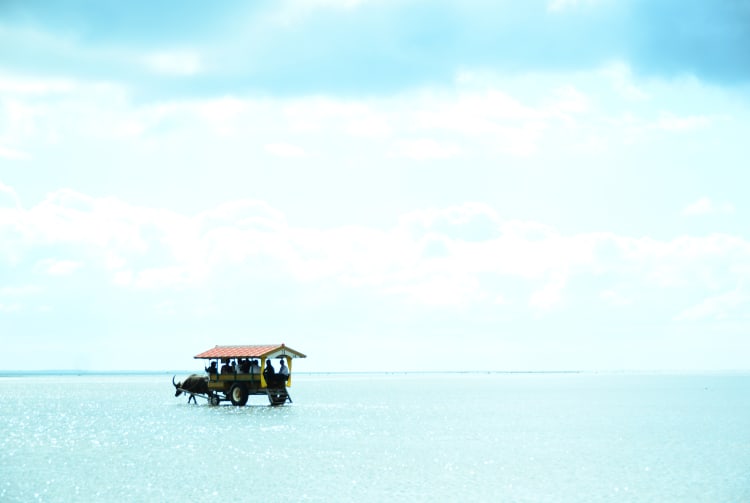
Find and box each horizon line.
[2,369,749,377]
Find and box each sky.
[1,0,749,372]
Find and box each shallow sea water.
[1,372,749,502]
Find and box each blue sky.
[1,0,749,371]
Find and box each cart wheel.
[209,395,220,406]
[229,383,248,406]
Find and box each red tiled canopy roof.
[194,344,306,360]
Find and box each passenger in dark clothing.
[264,359,275,376]
[221,360,233,374]
[205,361,218,374]
[266,359,290,386]
[239,359,250,373]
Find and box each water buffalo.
[172,374,209,404]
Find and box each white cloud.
[3,64,717,176]
[384,274,483,307]
[682,197,734,216]
[143,50,202,76]
[398,202,500,229]
[346,114,392,138]
[0,181,22,207]
[20,189,149,251]
[265,142,308,158]
[154,300,177,315]
[601,62,649,101]
[281,97,374,133]
[300,0,367,8]
[0,73,76,95]
[600,289,631,306]
[4,183,750,318]
[416,90,536,135]
[655,113,713,132]
[130,267,191,290]
[0,145,31,161]
[675,288,749,321]
[409,88,553,156]
[546,85,590,120]
[193,97,249,135]
[113,270,134,287]
[391,138,461,160]
[608,233,750,290]
[0,285,42,296]
[547,0,604,13]
[529,273,567,311]
[199,199,287,231]
[35,258,82,276]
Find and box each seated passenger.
[263,359,275,381]
[205,361,218,374]
[249,359,260,375]
[239,359,250,373]
[220,359,233,374]
[278,359,290,380]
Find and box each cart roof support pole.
[286,356,292,387]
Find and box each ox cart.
[173,344,306,406]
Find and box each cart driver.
[205,361,218,374]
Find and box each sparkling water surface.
[1,372,749,502]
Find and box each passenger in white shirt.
[278,359,290,379]
[249,359,261,375]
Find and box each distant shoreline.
[1,369,749,378]
[0,370,582,377]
